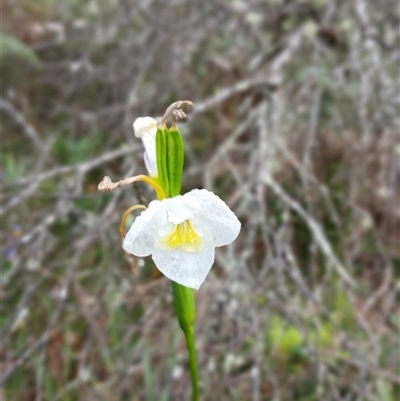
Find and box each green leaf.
[1,32,40,66]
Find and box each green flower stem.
[185,325,199,401]
[156,117,199,400]
[171,281,199,401]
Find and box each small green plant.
[268,316,304,358]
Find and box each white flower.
[123,189,241,289]
[133,117,158,177]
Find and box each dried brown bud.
[161,100,194,125]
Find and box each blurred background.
[2,0,399,400]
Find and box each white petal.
[167,195,194,224]
[152,226,215,289]
[132,117,158,177]
[123,199,170,257]
[182,189,241,247]
[143,148,158,177]
[133,117,158,138]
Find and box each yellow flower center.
[163,220,202,252]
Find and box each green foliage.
[5,152,21,184]
[268,316,304,357]
[52,134,98,165]
[1,32,40,66]
[143,341,156,401]
[309,324,334,349]
[376,379,396,401]
[297,60,334,89]
[330,287,356,329]
[143,341,170,401]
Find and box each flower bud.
[156,125,184,198]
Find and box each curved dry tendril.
[161,100,194,125]
[98,175,166,199]
[120,204,147,238]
